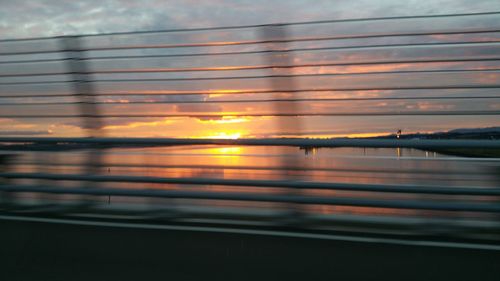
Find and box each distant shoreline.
[1,127,499,157]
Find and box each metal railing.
[1,11,500,239]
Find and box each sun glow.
[202,132,242,139]
[207,146,242,154]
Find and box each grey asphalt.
[1,218,499,281]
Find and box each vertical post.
[0,154,16,208]
[260,24,302,136]
[260,25,305,225]
[60,36,104,205]
[61,36,103,137]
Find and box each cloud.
[0,130,52,136]
[1,0,500,138]
[1,0,499,39]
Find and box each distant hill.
[447,127,500,134]
[370,126,500,157]
[375,127,500,140]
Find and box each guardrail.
[1,11,500,239]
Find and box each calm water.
[7,146,500,217]
[12,145,499,185]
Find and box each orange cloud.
[197,116,252,124]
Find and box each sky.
[0,0,499,138]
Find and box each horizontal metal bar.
[58,40,500,61]
[1,69,498,85]
[8,31,500,56]
[2,86,500,99]
[2,111,500,118]
[2,39,499,67]
[1,137,499,149]
[1,96,499,105]
[1,184,499,212]
[1,166,486,184]
[13,161,491,176]
[2,57,499,77]
[1,172,499,196]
